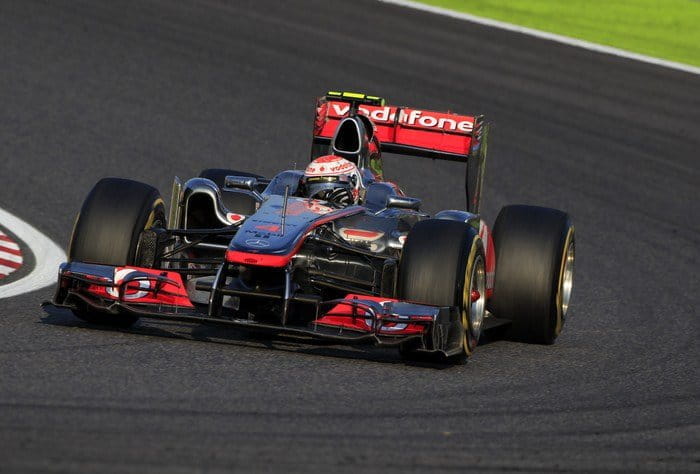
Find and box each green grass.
[415,0,700,67]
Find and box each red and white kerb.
[0,230,23,280]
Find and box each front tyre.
[397,219,486,363]
[488,205,575,344]
[68,177,166,327]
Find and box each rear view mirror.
[224,176,258,191]
[386,195,421,211]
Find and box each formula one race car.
[48,91,575,363]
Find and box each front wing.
[48,262,468,357]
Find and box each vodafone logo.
[329,102,474,133]
[314,155,345,164]
[305,156,357,177]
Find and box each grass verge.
[414,0,700,67]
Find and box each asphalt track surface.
[1,1,698,472]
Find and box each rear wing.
[312,91,487,163]
[311,91,490,212]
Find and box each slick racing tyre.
[397,219,486,364]
[488,205,575,344]
[68,178,166,327]
[199,168,264,215]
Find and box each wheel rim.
[462,253,486,354]
[469,255,486,338]
[554,227,575,337]
[145,198,165,229]
[560,239,575,317]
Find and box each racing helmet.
[303,155,362,207]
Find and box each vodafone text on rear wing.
[311,91,490,212]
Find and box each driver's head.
[303,155,361,207]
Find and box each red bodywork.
[70,269,436,337]
[480,221,496,298]
[314,294,426,335]
[76,266,194,307]
[315,100,477,158]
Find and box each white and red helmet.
[303,155,362,206]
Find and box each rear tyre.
[198,168,264,215]
[488,205,575,344]
[397,219,486,364]
[69,177,166,327]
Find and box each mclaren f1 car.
[47,91,576,363]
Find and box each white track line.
[0,207,67,299]
[378,0,700,76]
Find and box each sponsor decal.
[339,228,384,242]
[479,220,496,289]
[106,268,151,300]
[245,238,271,248]
[479,221,488,255]
[339,228,385,252]
[227,213,244,224]
[329,102,474,133]
[255,224,281,232]
[306,200,334,215]
[87,266,193,307]
[314,155,346,164]
[305,156,357,177]
[276,200,334,217]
